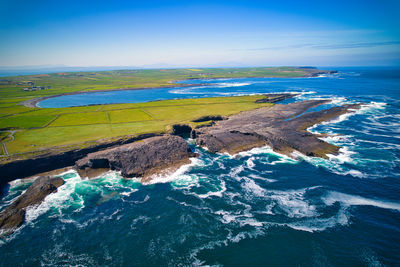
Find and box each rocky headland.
[0,176,64,234]
[0,95,360,187]
[0,95,361,232]
[193,100,360,157]
[75,135,197,182]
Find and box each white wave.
[215,210,242,224]
[200,146,209,151]
[323,191,400,211]
[8,177,37,189]
[324,110,356,125]
[23,170,133,225]
[268,188,318,218]
[229,165,245,179]
[215,82,251,88]
[307,124,321,135]
[143,157,202,185]
[237,218,263,227]
[358,101,386,114]
[326,146,356,164]
[226,230,263,243]
[292,150,366,178]
[292,91,317,100]
[187,228,265,266]
[286,207,349,232]
[171,174,199,189]
[196,180,227,199]
[246,157,255,168]
[168,87,206,95]
[119,188,138,197]
[25,173,84,223]
[295,90,317,96]
[319,133,353,145]
[219,185,351,232]
[234,145,298,165]
[242,178,266,197]
[248,174,276,183]
[329,96,349,106]
[214,203,263,228]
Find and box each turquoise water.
[1,68,400,266]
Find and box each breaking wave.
[2,72,400,265]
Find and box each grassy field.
[1,95,272,157]
[0,67,316,160]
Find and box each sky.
[0,0,399,68]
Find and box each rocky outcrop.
[254,93,298,103]
[310,70,338,77]
[0,176,64,234]
[0,133,160,189]
[75,135,196,180]
[194,100,360,158]
[299,68,338,77]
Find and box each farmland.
[0,67,320,160]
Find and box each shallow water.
[1,68,400,266]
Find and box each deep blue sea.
[1,68,400,266]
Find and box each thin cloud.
[236,41,400,51]
[313,41,400,49]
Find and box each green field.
[0,67,316,161]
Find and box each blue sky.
[1,0,399,67]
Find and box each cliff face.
[0,97,359,189]
[0,99,361,232]
[0,176,64,234]
[0,135,196,232]
[0,133,160,189]
[75,135,196,180]
[194,100,360,158]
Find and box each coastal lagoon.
[1,68,400,265]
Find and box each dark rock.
[0,176,64,233]
[171,124,193,137]
[0,133,160,189]
[195,100,360,158]
[192,115,224,122]
[76,135,196,180]
[309,70,338,77]
[254,93,298,103]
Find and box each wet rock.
[0,133,160,189]
[254,93,298,103]
[76,135,196,180]
[195,100,360,158]
[0,176,64,233]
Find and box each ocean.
[1,67,399,266]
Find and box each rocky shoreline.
[0,133,161,190]
[0,176,64,235]
[194,100,360,157]
[0,94,360,233]
[75,135,197,182]
[1,94,358,187]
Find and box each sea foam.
[323,191,400,211]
